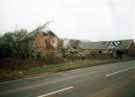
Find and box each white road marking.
[105,66,135,77]
[37,86,74,97]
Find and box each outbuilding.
[78,39,135,58]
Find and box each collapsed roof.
[79,39,134,50]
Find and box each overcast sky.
[0,0,135,41]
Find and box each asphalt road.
[0,60,135,97]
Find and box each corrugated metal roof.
[79,39,133,50]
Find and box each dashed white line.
[105,66,135,77]
[37,86,74,97]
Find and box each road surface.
[0,60,135,97]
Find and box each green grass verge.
[0,58,134,82]
[27,59,117,74]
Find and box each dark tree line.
[0,29,34,59]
